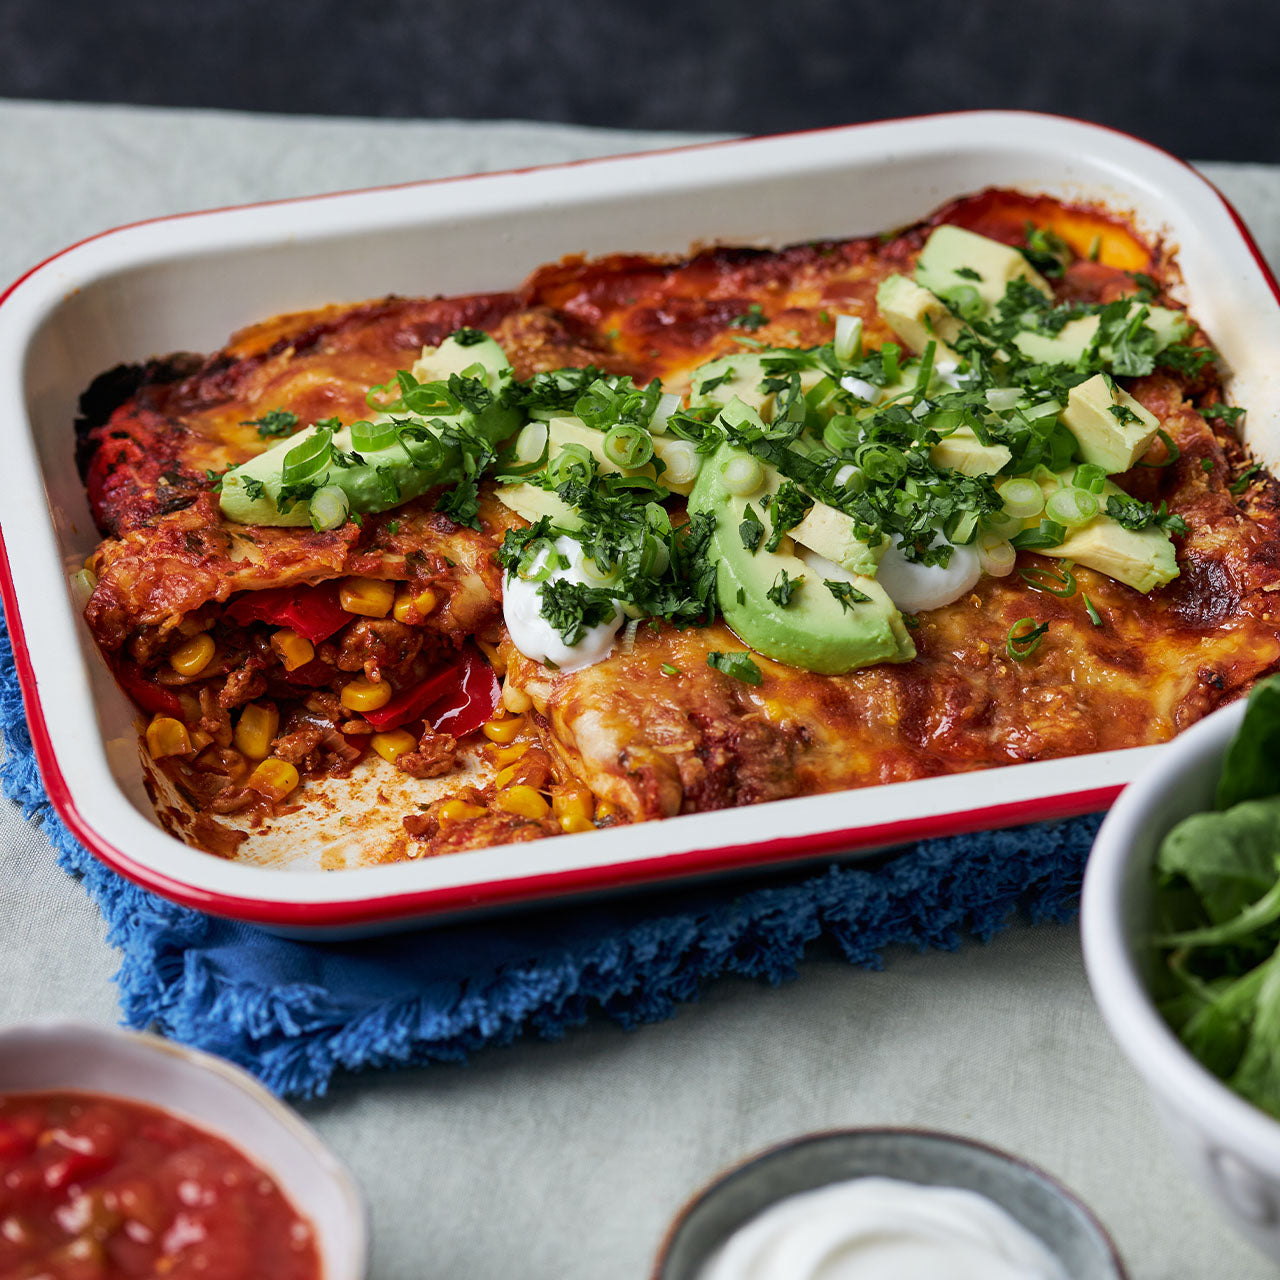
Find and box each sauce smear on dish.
[0,1091,319,1280]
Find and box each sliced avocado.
[1012,307,1191,367]
[689,441,912,674]
[1033,469,1178,592]
[1059,373,1160,472]
[915,224,1052,314]
[875,275,964,361]
[686,353,775,414]
[219,334,520,526]
[930,427,1012,477]
[543,414,701,495]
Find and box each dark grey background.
[2,0,1277,161]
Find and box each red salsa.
[0,1091,321,1279]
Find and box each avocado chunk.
[687,352,828,421]
[1032,469,1178,592]
[689,441,913,674]
[930,427,1012,477]
[915,224,1052,314]
[219,334,520,526]
[875,275,964,361]
[1059,373,1160,472]
[1012,307,1191,366]
[493,482,581,529]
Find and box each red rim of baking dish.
[1,109,1275,928]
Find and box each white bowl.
[0,1021,367,1279]
[1080,698,1280,1259]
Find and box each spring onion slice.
[1084,594,1103,626]
[658,439,701,488]
[281,428,333,486]
[998,477,1046,520]
[350,418,398,452]
[1006,617,1049,662]
[1072,463,1107,493]
[977,534,1016,577]
[603,424,655,469]
[548,442,596,486]
[309,485,350,531]
[1018,561,1077,598]
[834,314,863,363]
[516,537,563,582]
[720,454,764,497]
[1045,486,1099,528]
[648,393,682,436]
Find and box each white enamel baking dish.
[2,111,1277,937]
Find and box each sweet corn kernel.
[370,729,417,764]
[233,703,279,760]
[438,799,486,825]
[559,813,595,834]
[552,786,593,824]
[340,677,392,712]
[270,628,315,672]
[392,587,439,625]
[339,577,395,618]
[595,799,622,821]
[145,716,191,759]
[493,785,550,820]
[189,728,214,753]
[491,741,530,768]
[482,714,524,744]
[168,633,215,677]
[245,757,300,802]
[495,762,526,789]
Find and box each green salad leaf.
[1150,673,1280,1117]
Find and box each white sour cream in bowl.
[697,1176,1067,1280]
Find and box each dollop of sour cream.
[502,536,624,672]
[697,1177,1067,1280]
[875,535,981,613]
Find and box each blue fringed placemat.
[0,619,1100,1099]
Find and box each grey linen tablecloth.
[1,98,1276,1280]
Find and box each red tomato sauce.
[0,1091,321,1280]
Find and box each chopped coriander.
[385,519,400,534]
[826,579,871,610]
[1230,465,1262,495]
[1200,458,1215,473]
[764,480,814,552]
[698,368,735,395]
[239,475,265,501]
[738,504,765,554]
[242,408,298,438]
[538,578,618,645]
[1021,224,1072,277]
[1105,494,1188,534]
[451,327,488,346]
[707,650,763,685]
[903,613,921,630]
[1203,402,1246,428]
[730,303,768,331]
[766,569,802,608]
[954,265,983,281]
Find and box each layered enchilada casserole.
[74,190,1280,862]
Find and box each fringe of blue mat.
[0,619,1099,1099]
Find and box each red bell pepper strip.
[224,581,351,644]
[112,659,184,717]
[361,646,499,735]
[429,647,501,739]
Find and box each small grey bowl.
[653,1128,1126,1279]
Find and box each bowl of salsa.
[0,1021,365,1279]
